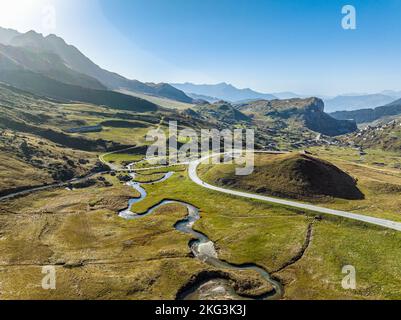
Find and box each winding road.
[188,152,401,232]
[98,146,139,171]
[0,171,108,202]
[3,148,401,232]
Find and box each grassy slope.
[278,220,401,300]
[0,84,168,192]
[201,153,363,200]
[132,173,166,183]
[199,150,401,222]
[132,170,309,271]
[306,147,401,222]
[1,158,401,299]
[103,153,144,166]
[351,123,401,151]
[0,71,159,112]
[0,174,268,299]
[0,130,98,194]
[118,89,194,110]
[2,79,401,299]
[130,168,401,299]
[0,175,198,299]
[56,104,160,145]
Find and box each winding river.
[118,171,284,300]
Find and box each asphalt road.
[188,152,401,232]
[0,171,107,202]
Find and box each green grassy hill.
[193,101,252,126]
[201,153,364,200]
[0,70,159,112]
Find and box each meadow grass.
[132,166,401,299]
[2,145,401,299]
[0,173,268,299]
[103,153,144,165]
[199,150,401,222]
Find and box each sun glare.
[0,0,53,33]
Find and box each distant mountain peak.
[324,93,398,112]
[218,82,232,87]
[0,26,21,45]
[171,82,277,102]
[45,33,67,44]
[236,97,356,136]
[330,97,401,124]
[10,30,48,49]
[26,30,42,36]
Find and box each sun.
[0,0,55,33]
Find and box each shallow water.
[118,170,283,300]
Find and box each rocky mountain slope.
[0,43,106,90]
[0,27,192,103]
[0,84,116,195]
[324,94,396,112]
[184,101,251,126]
[345,117,401,152]
[0,27,20,45]
[237,97,357,136]
[331,99,401,124]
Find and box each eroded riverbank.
[118,170,284,300]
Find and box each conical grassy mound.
[212,153,364,200]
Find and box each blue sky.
[2,0,401,95]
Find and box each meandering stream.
[118,170,284,300]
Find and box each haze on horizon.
[1,0,401,97]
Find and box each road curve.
[188,152,401,232]
[0,171,108,202]
[99,146,139,171]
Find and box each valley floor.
[1,147,401,300]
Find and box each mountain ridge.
[0,43,106,90]
[0,27,193,103]
[0,27,19,45]
[171,82,278,102]
[344,116,401,152]
[0,69,159,113]
[237,97,357,136]
[331,99,401,124]
[324,94,397,112]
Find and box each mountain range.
[172,81,401,113]
[0,27,193,104]
[171,82,280,102]
[3,26,401,119]
[331,98,401,124]
[6,25,401,136]
[323,94,399,113]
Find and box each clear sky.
[1,0,401,96]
